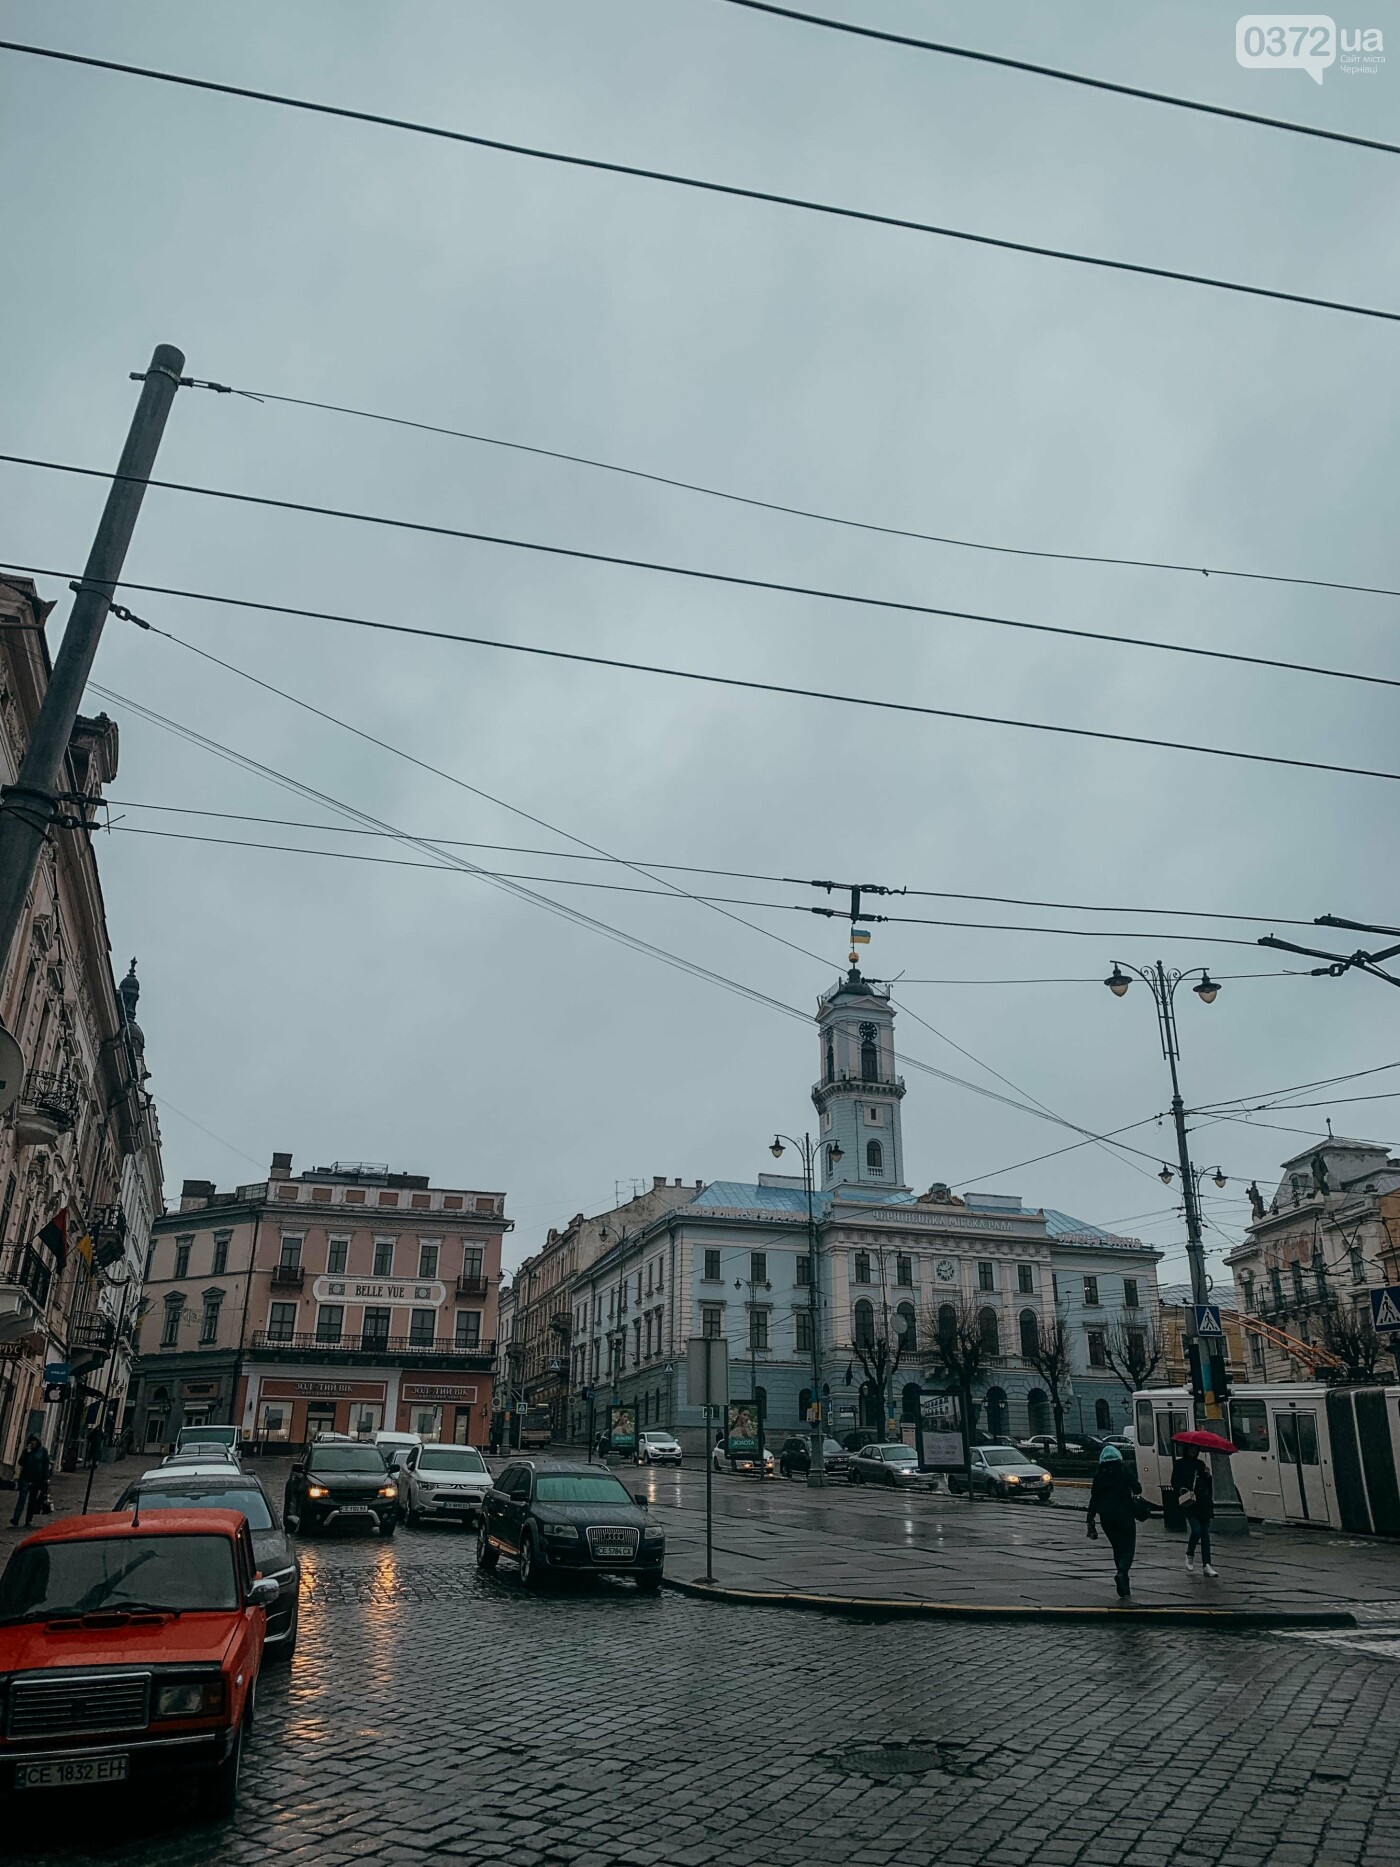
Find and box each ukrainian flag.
[851,927,871,946]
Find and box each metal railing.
[18,1069,78,1130]
[249,1329,496,1361]
[270,1263,306,1289]
[0,1243,51,1310]
[455,1274,489,1298]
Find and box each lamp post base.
[806,1471,827,1488]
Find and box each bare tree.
[1103,1317,1165,1394]
[920,1296,994,1487]
[848,1318,906,1431]
[1318,1303,1383,1381]
[1019,1314,1075,1455]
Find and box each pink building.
[128,1154,509,1448]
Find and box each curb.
[661,1575,1356,1630]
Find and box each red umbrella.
[1172,1429,1235,1454]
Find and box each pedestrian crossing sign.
[1194,1303,1224,1338]
[1370,1286,1400,1334]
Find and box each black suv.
[777,1435,852,1479]
[478,1460,664,1593]
[284,1441,399,1536]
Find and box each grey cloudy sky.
[2,0,1397,1281]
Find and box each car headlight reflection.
[541,1522,579,1539]
[155,1681,225,1719]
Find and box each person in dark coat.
[10,1437,51,1528]
[1086,1444,1142,1597]
[1170,1444,1217,1575]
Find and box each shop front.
[246,1375,388,1447]
[396,1377,490,1445]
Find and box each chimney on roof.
[652,1175,666,1189]
[673,1178,681,1187]
[179,1178,215,1211]
[269,1152,292,1181]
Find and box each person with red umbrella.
[1171,1429,1232,1577]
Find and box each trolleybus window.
[1155,1410,1188,1457]
[1135,1400,1153,1449]
[1230,1399,1269,1454]
[1278,1412,1319,1465]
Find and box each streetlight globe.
[770,1138,784,1159]
[1159,1164,1174,1185]
[1105,965,1131,998]
[1213,1168,1228,1189]
[1194,973,1220,1004]
[829,1142,843,1164]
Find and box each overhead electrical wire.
[0,38,1394,321]
[3,550,1397,793]
[10,465,1400,700]
[86,674,1179,1156]
[715,0,1400,159]
[98,796,1325,932]
[186,384,1400,605]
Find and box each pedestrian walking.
[10,1436,51,1528]
[1086,1444,1143,1598]
[1171,1443,1217,1576]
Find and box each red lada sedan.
[0,1509,276,1817]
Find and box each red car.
[0,1508,276,1817]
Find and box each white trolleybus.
[1131,1382,1400,1536]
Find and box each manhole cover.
[835,1739,979,1782]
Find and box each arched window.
[853,1299,875,1348]
[866,1139,884,1174]
[1026,1389,1051,1435]
[985,1386,1009,1436]
[1095,1398,1112,1431]
[937,1303,957,1349]
[978,1306,1000,1357]
[798,1387,812,1424]
[1019,1308,1040,1359]
[825,1038,836,1086]
[896,1302,917,1351]
[901,1381,922,1423]
[860,1026,879,1082]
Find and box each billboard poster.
[919,1393,965,1468]
[726,1399,760,1456]
[608,1404,636,1453]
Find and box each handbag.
[1131,1494,1155,1521]
[1177,1487,1197,1510]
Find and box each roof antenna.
[131,1491,140,1529]
[1326,1117,1334,1138]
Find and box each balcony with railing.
[270,1263,306,1290]
[88,1205,128,1270]
[248,1329,496,1367]
[0,1243,51,1343]
[12,1070,79,1149]
[455,1273,489,1298]
[68,1310,116,1370]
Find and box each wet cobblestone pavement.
[4,1509,1400,1867]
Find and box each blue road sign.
[1370,1286,1400,1334]
[1194,1304,1224,1339]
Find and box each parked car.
[710,1438,777,1477]
[951,1446,1054,1502]
[848,1442,924,1488]
[115,1471,300,1660]
[635,1431,683,1467]
[777,1435,851,1479]
[477,1460,664,1593]
[372,1430,422,1469]
[284,1441,399,1537]
[161,1445,241,1471]
[839,1429,887,1454]
[0,1508,275,1815]
[1018,1435,1083,1457]
[174,1425,242,1456]
[397,1443,492,1528]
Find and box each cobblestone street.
[5,1506,1400,1867]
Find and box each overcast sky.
[2,0,1397,1284]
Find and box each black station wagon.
[477,1460,664,1593]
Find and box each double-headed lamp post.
[1105,961,1247,1533]
[770,1132,840,1487]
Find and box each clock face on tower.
[935,1257,957,1283]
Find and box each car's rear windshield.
[0,1534,238,1619]
[131,1486,274,1530]
[881,1446,917,1462]
[309,1447,387,1473]
[417,1449,487,1474]
[982,1448,1027,1466]
[178,1428,237,1445]
[534,1475,633,1505]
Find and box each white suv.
[397,1442,493,1528]
[636,1431,683,1466]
